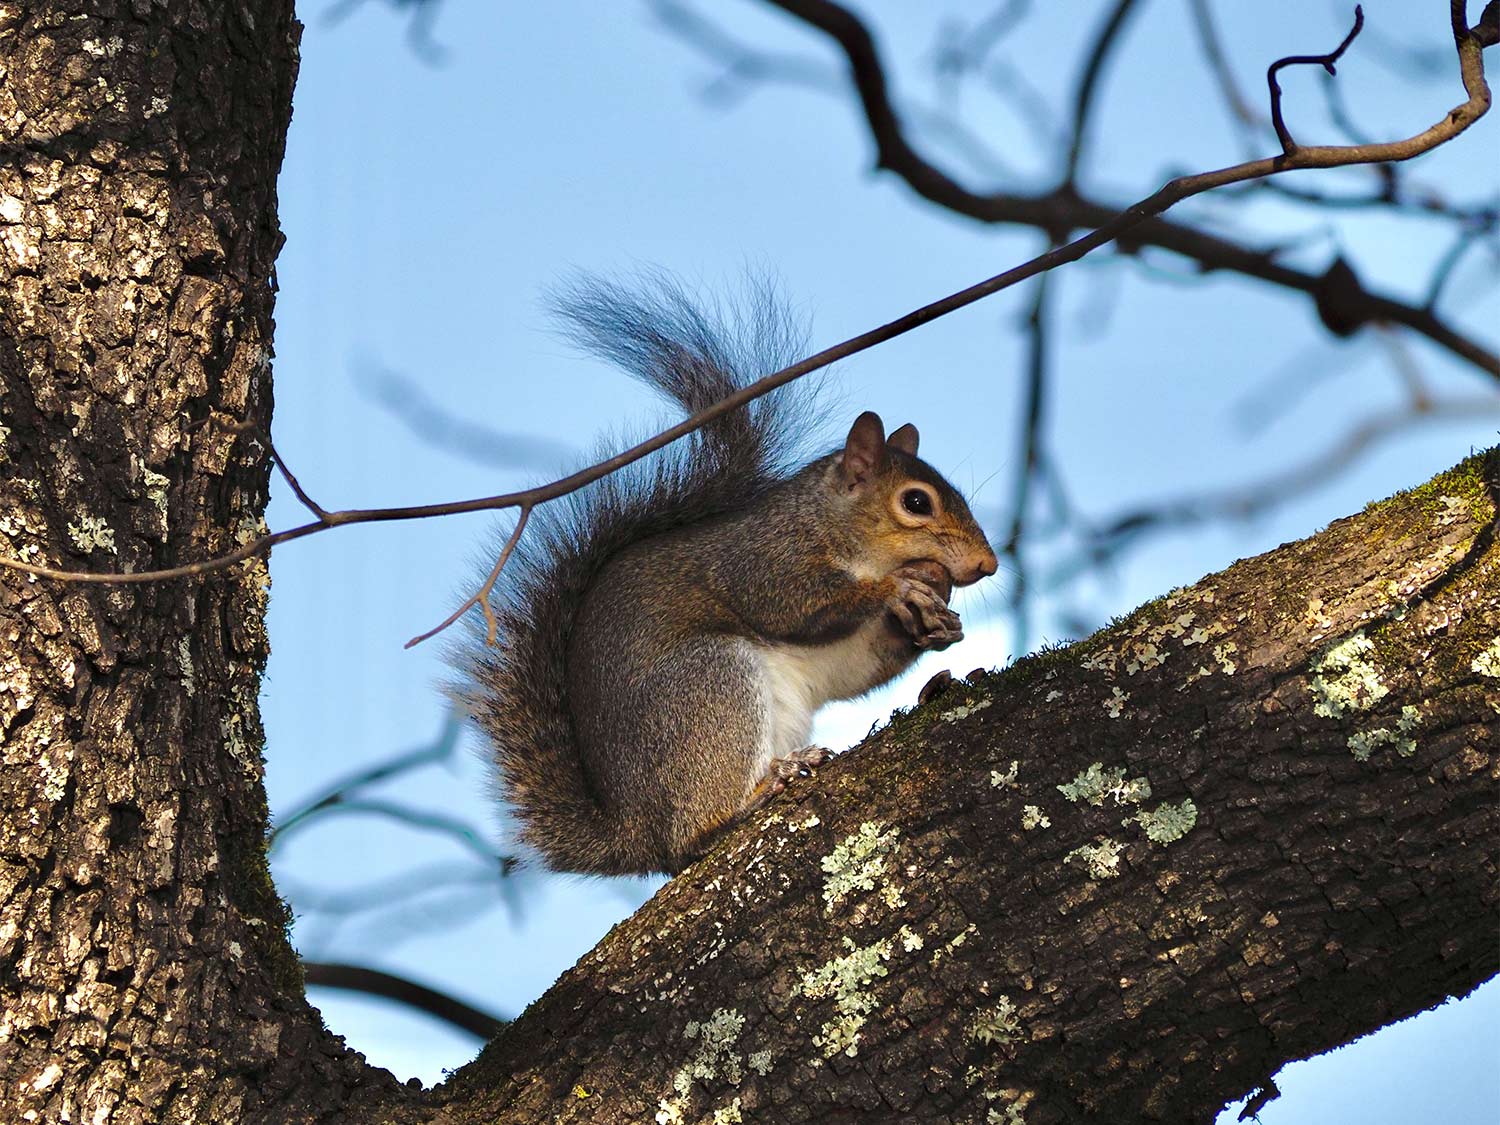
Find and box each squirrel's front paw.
[887,577,964,651]
[893,560,953,603]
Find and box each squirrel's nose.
[953,551,998,586]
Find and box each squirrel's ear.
[841,411,887,488]
[886,423,919,457]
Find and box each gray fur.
[457,276,821,874]
[456,275,993,875]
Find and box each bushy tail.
[456,274,820,874]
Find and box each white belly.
[747,618,897,774]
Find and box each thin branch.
[1267,5,1366,154]
[931,0,1032,86]
[268,436,329,521]
[998,260,1056,657]
[268,713,465,848]
[1062,0,1143,185]
[3,3,1493,615]
[651,0,842,103]
[301,961,506,1040]
[1052,395,1500,581]
[1188,0,1264,130]
[1425,221,1497,310]
[760,0,1497,374]
[361,363,574,471]
[1189,0,1486,223]
[273,796,511,868]
[404,504,529,648]
[277,862,497,916]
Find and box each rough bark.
[0,4,408,1123]
[431,453,1499,1125]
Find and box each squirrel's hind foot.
[743,746,834,813]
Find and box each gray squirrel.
[459,277,997,875]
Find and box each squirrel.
[459,277,998,876]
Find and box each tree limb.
[433,450,1500,1124]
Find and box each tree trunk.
[0,6,1493,1122]
[431,453,1498,1125]
[0,5,409,1122]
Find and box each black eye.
[901,488,933,516]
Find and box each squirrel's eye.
[901,488,933,517]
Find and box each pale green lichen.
[221,682,264,779]
[746,1050,772,1076]
[656,1008,746,1125]
[67,514,116,554]
[942,697,992,722]
[1435,495,1467,525]
[987,1092,1034,1125]
[176,638,195,697]
[931,923,976,965]
[1131,798,1198,845]
[1021,805,1050,830]
[143,467,170,519]
[1213,642,1238,675]
[898,925,923,952]
[1057,763,1151,807]
[822,822,903,911]
[1472,637,1500,679]
[37,745,73,803]
[1124,642,1165,674]
[1347,704,1422,760]
[710,1098,743,1124]
[1103,686,1129,717]
[990,760,1019,789]
[1309,631,1389,718]
[1064,836,1124,879]
[969,995,1021,1045]
[1080,649,1116,673]
[801,936,894,1058]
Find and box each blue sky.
[260,1,1498,1118]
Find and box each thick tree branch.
[434,451,1499,1124]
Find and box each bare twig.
[1051,395,1500,581]
[650,0,841,103]
[268,437,329,521]
[1267,6,1366,154]
[998,260,1056,657]
[278,862,498,916]
[1062,0,1142,185]
[273,796,512,867]
[1189,0,1265,130]
[301,960,506,1039]
[362,363,574,471]
[760,0,1496,373]
[1425,221,1498,310]
[269,713,466,848]
[405,505,529,648]
[932,0,1032,86]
